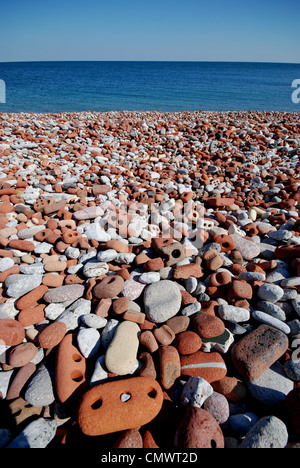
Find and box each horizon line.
[1,59,300,65]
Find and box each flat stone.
[97,249,118,262]
[6,417,57,448]
[246,362,294,405]
[4,274,43,298]
[55,298,91,331]
[24,363,55,406]
[84,224,111,242]
[230,234,260,260]
[256,301,286,321]
[43,284,85,303]
[80,314,107,329]
[73,206,104,220]
[251,310,290,334]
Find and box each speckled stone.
[231,324,289,380]
[203,391,230,424]
[6,417,57,448]
[174,407,225,448]
[43,284,85,303]
[239,415,288,448]
[24,362,55,406]
[230,233,260,260]
[122,270,146,300]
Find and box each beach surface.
[0,109,299,449]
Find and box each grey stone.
[90,355,108,387]
[258,242,276,260]
[257,283,284,302]
[43,284,85,303]
[230,233,260,260]
[238,271,266,282]
[246,362,294,406]
[101,318,119,350]
[55,298,91,331]
[268,229,292,241]
[80,314,107,329]
[284,359,300,381]
[65,246,80,259]
[281,276,300,288]
[282,288,298,301]
[34,242,53,254]
[4,274,43,298]
[266,267,290,284]
[251,310,290,334]
[218,304,250,323]
[287,319,300,336]
[20,263,45,275]
[184,276,198,294]
[143,280,182,323]
[97,249,118,263]
[139,271,161,284]
[239,415,288,448]
[181,302,201,317]
[256,301,286,321]
[0,257,14,272]
[17,226,44,239]
[6,418,57,448]
[24,363,55,406]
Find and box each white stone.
[77,327,101,358]
[180,376,214,408]
[0,257,14,272]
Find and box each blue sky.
[0,0,299,63]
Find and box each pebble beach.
[0,109,299,449]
